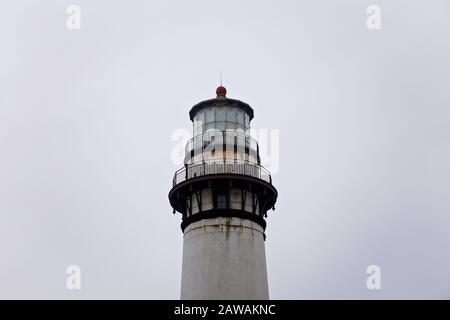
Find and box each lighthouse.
[169,86,278,299]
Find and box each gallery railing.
[173,161,272,186]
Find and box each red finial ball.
[216,86,227,98]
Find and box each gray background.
[0,0,449,299]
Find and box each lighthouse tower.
[169,86,278,299]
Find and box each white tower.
[169,86,277,299]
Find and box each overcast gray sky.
[0,0,449,299]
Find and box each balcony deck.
[173,161,272,186]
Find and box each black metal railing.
[173,161,272,186]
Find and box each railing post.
[201,132,204,162]
[257,144,260,164]
[223,131,226,171]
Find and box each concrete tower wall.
[180,217,269,300]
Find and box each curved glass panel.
[216,108,225,121]
[227,108,236,122]
[237,110,244,125]
[205,107,214,123]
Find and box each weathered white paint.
[180,217,269,300]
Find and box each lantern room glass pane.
[244,113,250,127]
[205,122,215,132]
[227,108,236,122]
[216,108,225,121]
[194,120,200,136]
[196,111,205,135]
[216,122,225,131]
[226,121,236,130]
[193,115,197,136]
[198,110,205,125]
[206,108,214,123]
[237,110,244,125]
